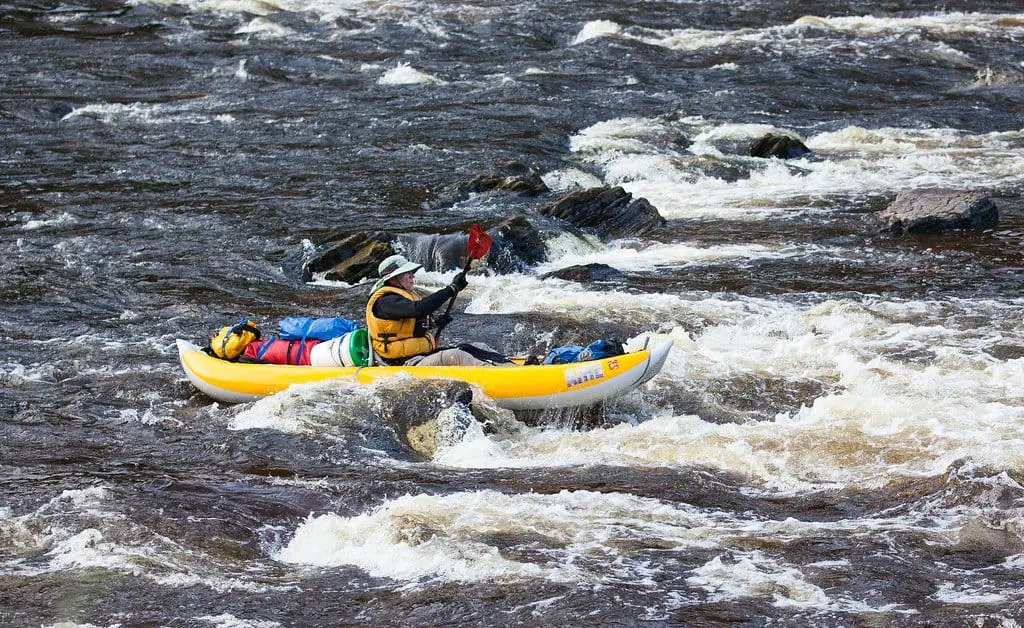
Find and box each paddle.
[443,223,493,316]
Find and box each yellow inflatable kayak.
[176,337,672,410]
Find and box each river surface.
[2,0,1024,626]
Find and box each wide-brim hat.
[372,254,422,292]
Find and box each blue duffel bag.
[542,339,624,364]
[278,316,359,341]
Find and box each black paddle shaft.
[443,258,473,316]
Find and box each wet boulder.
[301,231,396,283]
[423,160,549,210]
[539,186,666,240]
[670,134,692,150]
[877,189,999,234]
[484,215,548,271]
[540,263,623,284]
[748,133,811,159]
[374,378,478,458]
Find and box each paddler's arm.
[373,286,455,320]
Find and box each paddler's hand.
[449,271,468,294]
[434,313,452,332]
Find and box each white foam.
[572,20,622,45]
[153,571,286,593]
[464,273,779,326]
[540,167,604,193]
[430,412,511,467]
[276,488,731,583]
[535,240,843,274]
[130,0,287,17]
[566,116,1024,219]
[1,487,291,594]
[44,528,146,574]
[195,614,283,628]
[229,378,376,434]
[638,27,760,52]
[456,278,1024,492]
[687,551,831,607]
[22,212,77,230]
[66,101,235,126]
[377,62,446,86]
[235,17,294,38]
[932,581,1007,604]
[621,12,1024,54]
[276,492,554,582]
[792,12,1024,38]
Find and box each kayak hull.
[176,338,672,410]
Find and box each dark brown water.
[2,1,1024,625]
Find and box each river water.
[2,0,1024,626]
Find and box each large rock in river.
[539,186,665,240]
[877,189,999,234]
[301,231,396,283]
[539,263,624,284]
[748,133,811,159]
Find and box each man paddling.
[366,254,498,367]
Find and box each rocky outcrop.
[301,231,396,283]
[423,160,549,210]
[485,215,548,271]
[748,133,811,159]
[540,263,624,283]
[299,174,664,284]
[877,189,999,234]
[540,186,666,240]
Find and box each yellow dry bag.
[210,319,260,360]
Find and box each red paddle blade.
[467,223,493,260]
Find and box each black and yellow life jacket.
[365,286,436,361]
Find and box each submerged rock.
[539,186,666,240]
[877,188,999,234]
[686,155,752,182]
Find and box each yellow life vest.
[366,286,436,361]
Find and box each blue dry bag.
[577,338,625,361]
[542,345,584,365]
[543,339,625,364]
[277,317,359,341]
